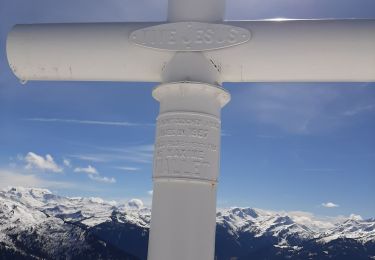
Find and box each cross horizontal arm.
[7,20,375,83]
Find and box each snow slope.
[0,187,374,259]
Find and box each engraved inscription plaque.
[130,22,251,52]
[153,112,221,181]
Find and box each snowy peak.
[318,217,375,244]
[218,206,375,244]
[227,207,259,219]
[1,186,54,207]
[1,187,374,260]
[217,207,315,242]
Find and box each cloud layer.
[71,144,154,164]
[238,84,375,134]
[24,118,148,127]
[0,169,73,189]
[114,166,140,172]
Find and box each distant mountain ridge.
[0,187,374,259]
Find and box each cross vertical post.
[147,2,229,259]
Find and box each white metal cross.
[6,0,375,259]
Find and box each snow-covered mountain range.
[1,187,374,259]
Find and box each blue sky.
[0,0,374,218]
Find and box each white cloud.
[24,118,149,127]
[322,202,339,208]
[343,104,375,116]
[24,152,63,173]
[88,174,116,184]
[74,165,98,175]
[349,214,363,221]
[74,165,116,184]
[114,166,140,171]
[286,211,339,230]
[127,199,144,209]
[282,210,367,232]
[148,190,153,195]
[72,144,154,164]
[70,155,108,163]
[63,159,71,167]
